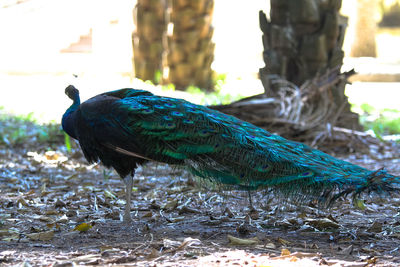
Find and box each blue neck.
[62,95,80,139]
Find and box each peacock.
[62,85,400,222]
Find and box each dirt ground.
[1,141,400,266]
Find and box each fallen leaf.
[367,256,377,265]
[38,216,54,223]
[170,216,185,223]
[281,248,291,256]
[305,218,339,230]
[339,245,353,255]
[277,237,291,246]
[27,230,54,241]
[17,197,30,207]
[224,207,234,218]
[353,198,366,210]
[147,248,160,259]
[163,239,181,248]
[227,235,260,245]
[265,242,276,249]
[249,209,259,220]
[104,190,117,199]
[73,222,93,232]
[163,199,178,211]
[177,237,201,250]
[100,245,114,252]
[368,221,382,233]
[67,174,79,180]
[56,215,69,223]
[45,151,59,160]
[142,211,153,218]
[276,219,293,228]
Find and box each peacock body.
[62,85,399,221]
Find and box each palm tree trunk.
[132,0,167,83]
[350,0,378,57]
[163,0,215,90]
[259,0,361,130]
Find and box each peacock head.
[62,85,80,139]
[65,85,80,102]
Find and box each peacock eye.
[141,109,153,114]
[198,129,210,137]
[187,108,200,113]
[163,115,173,121]
[154,105,164,109]
[171,111,184,116]
[183,119,194,124]
[165,103,176,108]
[165,122,175,129]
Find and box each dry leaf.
[67,174,79,180]
[142,211,153,218]
[277,237,291,246]
[177,237,201,250]
[147,248,161,259]
[17,197,30,207]
[56,215,69,223]
[104,190,117,199]
[100,245,114,252]
[27,230,54,241]
[45,151,59,160]
[163,239,181,248]
[73,222,93,232]
[224,207,234,218]
[227,235,260,245]
[305,218,339,229]
[353,198,366,210]
[163,200,178,211]
[38,216,54,223]
[170,216,185,223]
[265,242,276,249]
[339,245,353,255]
[368,221,382,233]
[281,248,291,256]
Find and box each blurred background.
[0,0,399,139]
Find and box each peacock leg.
[247,191,255,211]
[123,175,133,222]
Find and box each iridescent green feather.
[73,88,400,205]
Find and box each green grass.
[0,107,63,147]
[354,103,400,139]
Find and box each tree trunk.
[258,0,361,131]
[163,0,215,90]
[350,0,378,57]
[132,0,167,83]
[213,0,363,149]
